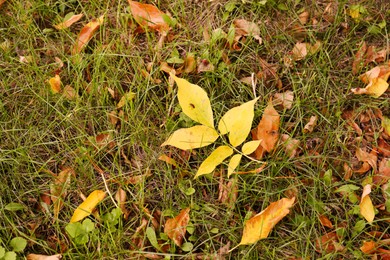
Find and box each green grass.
[1,0,390,259]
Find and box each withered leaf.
[128,1,170,33]
[164,208,190,246]
[72,15,104,55]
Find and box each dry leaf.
[0,0,5,7]
[27,254,62,260]
[257,58,282,89]
[70,190,106,223]
[355,148,377,173]
[280,134,300,158]
[238,197,295,245]
[164,208,190,246]
[49,74,61,93]
[291,41,321,61]
[117,92,136,109]
[218,178,237,208]
[71,15,104,55]
[128,1,170,33]
[252,101,280,159]
[360,240,377,254]
[197,59,214,73]
[353,41,367,75]
[54,13,83,30]
[273,91,294,109]
[303,115,318,133]
[63,85,77,100]
[115,188,130,219]
[373,159,390,185]
[158,154,178,167]
[315,232,344,253]
[360,184,375,223]
[182,53,196,74]
[352,64,390,98]
[50,168,74,220]
[298,11,309,25]
[233,19,262,44]
[319,215,333,229]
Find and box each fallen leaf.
[234,163,267,175]
[360,184,375,223]
[27,254,62,260]
[227,154,242,177]
[238,197,295,245]
[351,78,389,98]
[319,215,333,229]
[218,178,237,208]
[197,59,214,73]
[49,74,61,93]
[291,41,321,61]
[54,13,83,30]
[273,91,294,109]
[315,232,344,253]
[161,125,219,150]
[298,11,309,25]
[233,19,262,44]
[252,101,280,159]
[0,0,5,7]
[117,92,136,109]
[280,134,300,158]
[164,208,190,246]
[242,140,262,155]
[352,41,367,75]
[50,168,73,220]
[195,146,233,178]
[70,190,106,223]
[171,73,214,128]
[358,64,390,84]
[355,148,377,173]
[63,85,77,100]
[373,159,390,185]
[182,53,196,74]
[303,115,318,133]
[257,58,282,89]
[71,15,104,55]
[382,116,390,136]
[360,240,377,254]
[128,1,170,33]
[158,154,178,167]
[218,98,259,147]
[115,188,129,220]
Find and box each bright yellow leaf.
[218,98,259,147]
[239,197,295,245]
[352,78,389,98]
[242,140,262,155]
[195,146,233,178]
[359,184,375,223]
[70,190,106,223]
[171,73,214,128]
[382,116,390,136]
[228,154,242,177]
[161,125,219,150]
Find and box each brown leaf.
[233,19,262,44]
[218,178,238,209]
[273,91,294,109]
[280,134,300,158]
[50,168,74,220]
[353,41,367,75]
[298,11,309,25]
[378,138,390,156]
[360,240,377,254]
[373,159,390,185]
[54,13,83,30]
[115,188,130,220]
[303,115,318,133]
[63,85,77,100]
[71,15,104,55]
[252,101,280,159]
[0,0,6,7]
[319,215,333,229]
[128,1,170,33]
[164,208,190,246]
[27,254,62,260]
[239,197,295,245]
[182,53,196,74]
[291,43,307,61]
[257,58,282,89]
[315,232,344,253]
[355,148,377,173]
[197,58,214,73]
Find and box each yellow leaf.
[239,197,295,245]
[27,254,62,260]
[359,184,375,223]
[161,125,219,150]
[54,13,83,30]
[228,154,242,177]
[195,146,233,178]
[171,73,214,128]
[49,74,61,93]
[242,140,262,155]
[382,116,390,136]
[117,92,136,108]
[218,98,259,147]
[164,208,190,246]
[351,78,389,98]
[70,190,106,223]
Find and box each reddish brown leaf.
[315,232,344,253]
[319,215,333,229]
[128,1,170,33]
[164,208,190,246]
[373,159,390,185]
[378,138,390,156]
[252,101,280,159]
[355,148,377,174]
[360,240,377,254]
[71,15,104,55]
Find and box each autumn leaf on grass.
[54,13,83,30]
[360,184,375,223]
[117,92,135,109]
[315,232,344,253]
[70,190,106,223]
[218,98,259,147]
[233,19,262,44]
[252,101,280,159]
[352,64,390,98]
[303,115,318,133]
[195,146,233,178]
[273,91,294,109]
[360,240,377,254]
[355,148,377,174]
[50,168,74,220]
[0,0,5,7]
[71,15,104,55]
[27,254,62,260]
[291,41,321,61]
[171,73,214,128]
[161,125,219,150]
[238,197,295,245]
[227,154,242,177]
[128,1,170,33]
[373,159,390,185]
[49,74,61,93]
[164,208,190,246]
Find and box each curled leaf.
[128,0,170,33]
[195,146,233,178]
[161,125,219,150]
[27,254,62,260]
[70,190,106,223]
[164,208,190,246]
[218,98,259,147]
[72,15,104,55]
[171,73,214,128]
[303,115,318,133]
[54,13,83,30]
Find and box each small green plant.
[102,208,123,231]
[0,237,27,260]
[65,218,96,245]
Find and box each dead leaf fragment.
[63,85,77,100]
[239,197,295,245]
[233,19,262,44]
[197,58,214,73]
[273,91,294,109]
[115,188,130,219]
[117,92,136,109]
[303,115,318,133]
[54,13,83,30]
[280,134,300,158]
[319,215,333,229]
[50,168,74,220]
[164,208,190,246]
[72,15,104,55]
[49,74,61,93]
[373,159,390,185]
[355,148,377,173]
[252,101,280,159]
[360,240,377,254]
[360,184,375,223]
[291,41,321,61]
[315,232,344,253]
[27,254,62,260]
[128,1,170,33]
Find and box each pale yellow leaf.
[49,74,61,93]
[242,140,262,155]
[161,125,219,150]
[239,197,295,245]
[351,78,389,98]
[117,92,136,108]
[54,13,83,30]
[195,146,233,178]
[171,73,214,128]
[27,254,62,260]
[218,98,259,147]
[70,190,106,223]
[359,184,375,223]
[164,208,190,246]
[228,154,242,177]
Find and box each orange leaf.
[315,232,344,253]
[319,215,333,229]
[360,184,375,223]
[26,254,62,260]
[252,101,280,159]
[128,1,170,33]
[360,240,377,254]
[239,197,295,245]
[164,208,190,246]
[54,13,83,30]
[49,74,61,93]
[71,15,104,55]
